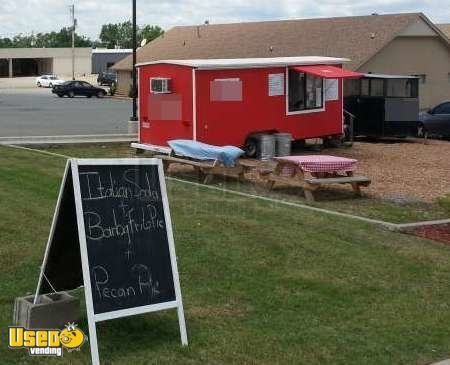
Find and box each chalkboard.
[35,159,187,365]
[77,163,175,314]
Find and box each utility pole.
[70,4,76,80]
[131,0,138,121]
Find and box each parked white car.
[36,75,65,88]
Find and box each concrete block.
[13,292,80,329]
[128,120,138,134]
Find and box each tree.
[34,28,93,48]
[139,25,164,45]
[0,22,164,49]
[0,37,13,48]
[99,22,164,49]
[0,28,93,48]
[99,23,122,49]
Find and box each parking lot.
[0,87,130,137]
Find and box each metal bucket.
[274,133,292,157]
[257,134,275,160]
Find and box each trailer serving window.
[288,70,323,113]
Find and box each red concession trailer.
[133,57,362,153]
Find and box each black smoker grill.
[344,74,419,138]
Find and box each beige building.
[114,13,450,108]
[438,23,450,39]
[0,48,91,78]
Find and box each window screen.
[411,74,426,84]
[370,79,384,96]
[361,79,370,96]
[288,70,323,112]
[386,79,418,98]
[344,79,360,97]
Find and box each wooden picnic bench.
[260,156,371,202]
[155,154,255,184]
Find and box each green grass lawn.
[2,144,450,364]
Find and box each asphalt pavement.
[0,88,131,137]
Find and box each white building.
[0,48,91,78]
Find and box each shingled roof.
[438,23,450,39]
[113,13,434,71]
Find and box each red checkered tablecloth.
[275,155,358,174]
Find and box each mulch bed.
[408,224,450,244]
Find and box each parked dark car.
[419,101,450,138]
[52,81,107,98]
[97,72,117,86]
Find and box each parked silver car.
[418,101,450,138]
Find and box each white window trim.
[285,67,325,116]
[192,68,197,140]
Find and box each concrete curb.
[0,134,138,145]
[395,218,450,230]
[430,360,450,365]
[110,95,132,100]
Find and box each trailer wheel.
[244,138,257,158]
[324,137,343,148]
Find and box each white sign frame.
[36,158,188,365]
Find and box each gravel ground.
[321,139,450,202]
[160,138,450,203]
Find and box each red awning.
[291,65,363,79]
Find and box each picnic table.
[260,155,371,202]
[153,139,252,183]
[156,154,255,183]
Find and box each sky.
[0,0,449,40]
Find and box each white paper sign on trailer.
[34,158,188,365]
[268,73,285,96]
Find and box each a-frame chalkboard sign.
[34,158,188,364]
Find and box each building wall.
[117,70,132,95]
[0,48,91,77]
[358,36,450,109]
[53,56,91,76]
[92,52,131,74]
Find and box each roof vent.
[269,46,273,52]
[370,32,376,39]
[371,12,379,15]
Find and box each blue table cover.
[168,139,244,167]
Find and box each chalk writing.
[84,204,165,244]
[92,265,160,301]
[79,169,160,202]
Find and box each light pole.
[130,0,138,121]
[70,4,76,80]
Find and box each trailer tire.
[244,138,258,158]
[324,137,343,148]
